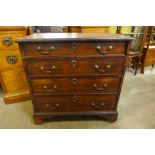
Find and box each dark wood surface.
[22,41,126,57]
[33,95,116,112]
[25,58,124,76]
[31,76,120,95]
[18,33,132,124]
[17,33,133,42]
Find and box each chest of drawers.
[17,33,132,124]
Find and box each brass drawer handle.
[93,83,108,91]
[37,46,42,50]
[46,103,59,110]
[43,84,57,92]
[108,45,113,50]
[37,46,55,54]
[91,102,96,106]
[2,37,13,46]
[40,65,56,73]
[37,46,49,54]
[94,64,111,72]
[50,46,56,50]
[91,102,105,108]
[96,45,107,54]
[6,55,18,64]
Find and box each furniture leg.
[99,113,118,122]
[141,65,144,74]
[33,116,43,125]
[134,57,140,75]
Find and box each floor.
[0,67,155,129]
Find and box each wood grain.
[22,41,126,57]
[0,26,30,104]
[31,76,121,95]
[25,58,124,76]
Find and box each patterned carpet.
[0,67,155,128]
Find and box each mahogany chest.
[17,33,132,124]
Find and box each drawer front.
[33,96,74,112]
[0,32,27,50]
[0,66,29,93]
[74,95,116,111]
[31,78,73,94]
[31,76,120,94]
[0,49,23,70]
[33,95,116,112]
[25,58,124,76]
[22,41,126,56]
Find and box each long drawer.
[33,95,116,112]
[31,76,121,95]
[25,58,124,76]
[22,41,126,57]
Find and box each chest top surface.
[17,33,133,42]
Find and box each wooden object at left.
[140,26,155,73]
[68,26,110,33]
[0,26,30,104]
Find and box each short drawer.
[0,32,27,50]
[31,76,121,95]
[33,95,116,113]
[22,41,126,57]
[25,58,124,76]
[0,49,23,70]
[74,94,116,111]
[33,96,73,112]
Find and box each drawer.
[74,94,116,111]
[33,95,116,112]
[31,76,120,95]
[33,96,74,112]
[0,49,23,70]
[25,58,124,76]
[0,32,27,50]
[22,41,126,56]
[0,66,29,93]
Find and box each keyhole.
[72,79,77,85]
